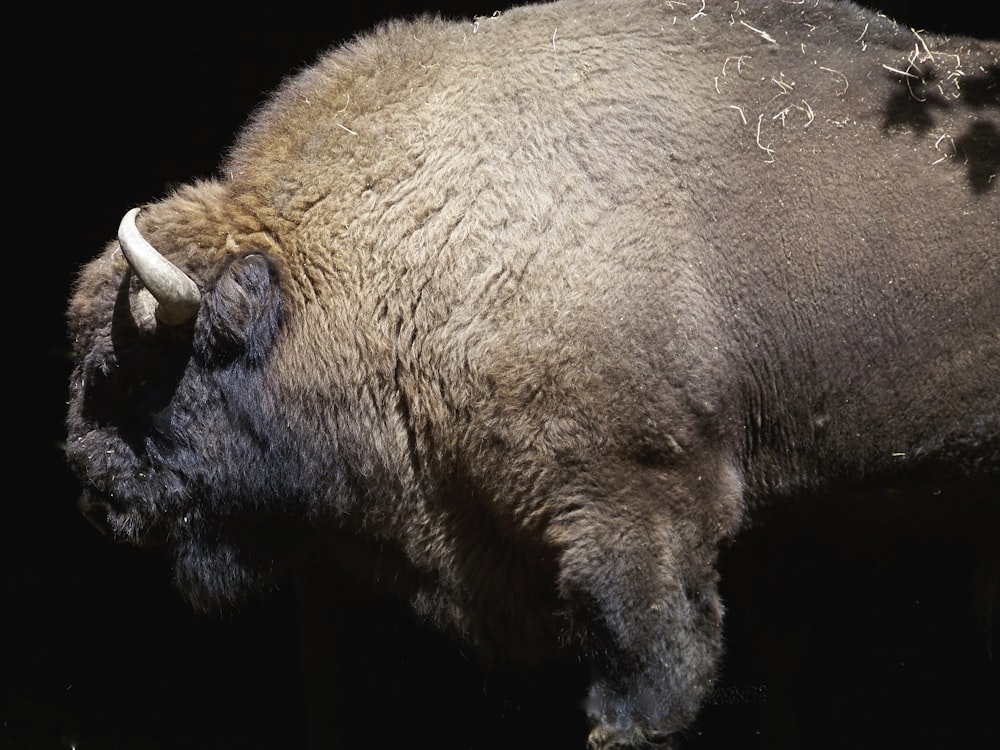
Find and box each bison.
[65,0,998,747]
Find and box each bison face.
[65,205,301,609]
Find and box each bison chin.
[77,483,287,612]
[76,487,172,548]
[171,538,278,613]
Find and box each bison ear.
[194,253,281,365]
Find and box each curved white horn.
[117,207,201,325]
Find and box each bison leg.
[550,463,741,749]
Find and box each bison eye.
[80,323,192,442]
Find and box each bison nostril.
[77,490,112,537]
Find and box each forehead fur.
[67,181,281,339]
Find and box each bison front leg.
[550,464,742,749]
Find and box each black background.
[8,3,998,749]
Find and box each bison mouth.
[77,487,169,548]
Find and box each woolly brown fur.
[66,2,998,747]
